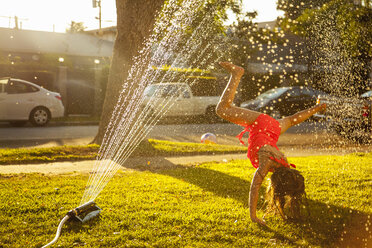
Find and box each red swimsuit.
[237,114,296,169]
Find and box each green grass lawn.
[0,152,371,247]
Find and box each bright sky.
[0,0,283,33]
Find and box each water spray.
[41,201,101,248]
[41,0,228,246]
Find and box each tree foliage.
[277,0,332,19]
[278,0,372,95]
[66,21,86,33]
[152,0,242,69]
[226,12,287,67]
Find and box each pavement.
[0,153,248,175]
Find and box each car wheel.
[206,106,220,123]
[29,107,51,127]
[9,121,27,127]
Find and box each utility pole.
[99,0,102,30]
[92,0,102,33]
[0,15,28,29]
[14,16,19,29]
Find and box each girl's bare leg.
[278,103,327,134]
[216,62,261,126]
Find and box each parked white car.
[142,82,220,122]
[0,77,65,126]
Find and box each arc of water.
[90,0,200,172]
[83,42,231,205]
[80,0,235,204]
[82,40,230,204]
[82,46,217,203]
[104,15,217,164]
[82,0,205,202]
[81,0,211,203]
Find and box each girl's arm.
[249,160,271,226]
[279,103,326,134]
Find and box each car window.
[161,85,179,97]
[299,87,315,96]
[311,89,325,97]
[0,79,8,93]
[286,88,302,97]
[361,91,371,98]
[144,85,157,97]
[144,84,180,97]
[179,85,190,98]
[189,77,220,96]
[6,80,39,94]
[256,87,288,100]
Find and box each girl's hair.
[266,167,306,220]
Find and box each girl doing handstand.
[216,62,326,225]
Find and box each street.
[0,122,370,156]
[0,121,322,145]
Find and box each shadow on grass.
[65,215,102,232]
[123,158,254,206]
[122,159,371,248]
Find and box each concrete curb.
[0,154,248,175]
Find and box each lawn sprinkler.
[67,201,102,223]
[42,201,101,248]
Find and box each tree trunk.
[92,0,164,144]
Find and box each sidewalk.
[0,153,247,174]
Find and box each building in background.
[85,26,117,42]
[0,27,113,115]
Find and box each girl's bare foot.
[219,62,244,77]
[320,103,327,111]
[314,103,327,112]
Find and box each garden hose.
[41,201,101,247]
[41,215,70,248]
